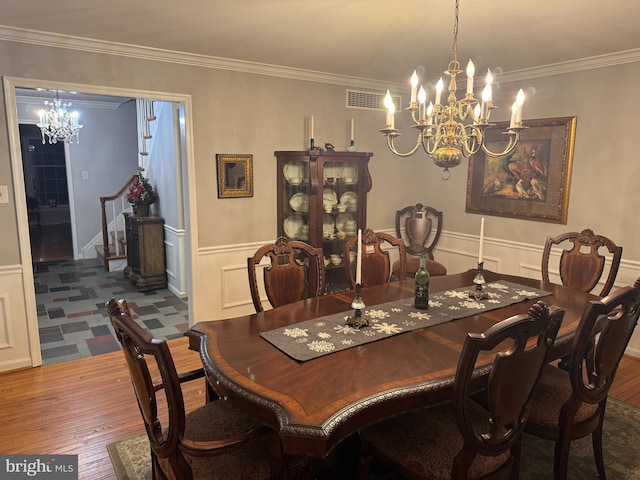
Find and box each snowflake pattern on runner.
[283,327,308,338]
[318,332,331,339]
[408,311,431,320]
[366,309,390,320]
[445,290,469,299]
[308,340,335,353]
[372,322,403,335]
[334,324,357,334]
[487,282,509,291]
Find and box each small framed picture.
[216,153,254,198]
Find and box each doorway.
[4,76,198,369]
[20,124,74,263]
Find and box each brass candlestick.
[468,262,489,300]
[345,283,368,329]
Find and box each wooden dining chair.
[541,228,622,297]
[106,298,283,480]
[248,236,326,313]
[392,203,447,279]
[524,279,640,480]
[358,300,564,480]
[343,228,407,289]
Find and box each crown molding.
[1,25,639,91]
[0,25,401,92]
[498,48,640,84]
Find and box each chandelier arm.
[386,133,425,157]
[480,131,520,158]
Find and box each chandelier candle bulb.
[418,86,427,121]
[485,69,493,102]
[427,102,434,125]
[515,89,525,124]
[478,217,485,264]
[510,102,517,129]
[350,118,355,141]
[356,228,362,285]
[435,78,444,105]
[384,91,395,128]
[310,115,314,139]
[410,71,419,104]
[481,85,491,121]
[466,60,475,94]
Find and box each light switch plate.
[0,185,8,204]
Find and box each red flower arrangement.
[126,169,158,206]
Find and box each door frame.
[3,76,199,367]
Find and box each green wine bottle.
[414,255,430,310]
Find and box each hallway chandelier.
[380,0,526,179]
[37,91,83,144]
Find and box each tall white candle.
[356,228,362,285]
[478,217,485,264]
[310,115,314,139]
[350,118,355,141]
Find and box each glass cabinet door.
[280,159,310,242]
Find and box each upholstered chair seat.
[527,365,599,429]
[158,400,272,479]
[393,256,448,279]
[360,401,510,479]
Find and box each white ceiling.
[3,0,640,85]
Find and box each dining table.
[185,269,596,459]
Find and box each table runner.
[260,280,551,362]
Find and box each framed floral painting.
[465,116,577,224]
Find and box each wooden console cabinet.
[123,213,167,291]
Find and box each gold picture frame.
[216,153,254,198]
[465,116,576,224]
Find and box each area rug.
[107,397,640,479]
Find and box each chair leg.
[553,435,572,480]
[592,416,607,479]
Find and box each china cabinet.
[123,212,167,291]
[275,150,373,292]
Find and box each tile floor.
[34,258,189,365]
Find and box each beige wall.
[1,37,639,368]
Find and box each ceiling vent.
[346,89,401,112]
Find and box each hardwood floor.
[30,222,74,262]
[0,338,638,480]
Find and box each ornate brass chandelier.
[380,0,526,179]
[37,91,83,144]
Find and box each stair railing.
[99,175,137,271]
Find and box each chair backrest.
[395,203,443,260]
[248,236,326,313]
[343,228,407,289]
[106,298,187,462]
[541,228,622,297]
[452,300,564,477]
[567,278,640,405]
